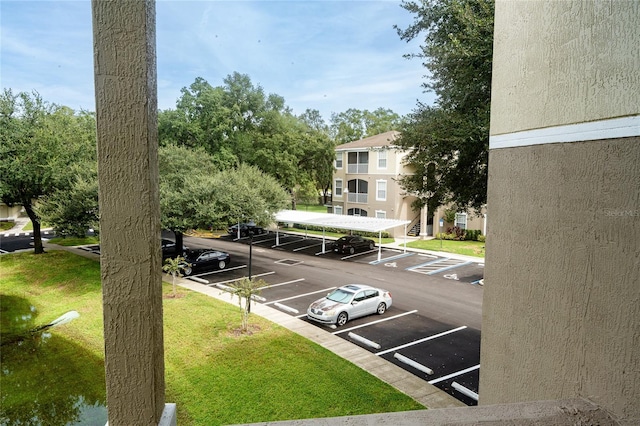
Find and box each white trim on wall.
[490,115,640,150]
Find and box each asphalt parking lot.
[188,231,484,405]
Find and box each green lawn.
[0,221,14,232]
[0,251,423,425]
[405,238,485,258]
[296,203,329,213]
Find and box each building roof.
[335,130,401,151]
[274,209,410,233]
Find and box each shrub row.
[436,227,483,241]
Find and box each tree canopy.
[158,144,289,255]
[0,90,96,252]
[395,0,494,213]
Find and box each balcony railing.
[347,193,368,203]
[347,164,368,174]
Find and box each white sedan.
[307,284,392,327]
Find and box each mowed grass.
[405,239,485,258]
[0,251,423,425]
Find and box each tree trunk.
[23,203,44,254]
[174,230,184,256]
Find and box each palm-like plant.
[162,256,188,297]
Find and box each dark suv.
[227,222,266,238]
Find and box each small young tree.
[225,278,266,333]
[162,256,188,298]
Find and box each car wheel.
[336,312,348,327]
[376,302,386,315]
[348,247,355,255]
[368,242,374,250]
[218,260,226,269]
[183,266,193,276]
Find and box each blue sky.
[1,1,434,122]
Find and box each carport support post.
[322,227,326,253]
[378,230,382,262]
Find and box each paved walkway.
[0,217,32,235]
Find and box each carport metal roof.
[273,210,410,261]
[274,209,410,233]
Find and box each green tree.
[0,90,96,253]
[395,0,494,212]
[159,144,220,256]
[161,75,337,200]
[208,163,289,228]
[39,163,99,238]
[162,256,188,298]
[222,277,268,333]
[329,108,402,145]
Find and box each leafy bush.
[478,234,486,242]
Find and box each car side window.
[354,291,366,302]
[365,290,378,299]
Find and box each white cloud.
[3,1,433,120]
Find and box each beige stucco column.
[419,204,429,238]
[92,1,170,424]
[481,1,639,423]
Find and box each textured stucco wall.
[482,1,640,422]
[490,0,640,136]
[92,1,165,424]
[481,138,640,421]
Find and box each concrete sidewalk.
[0,217,31,235]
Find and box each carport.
[273,209,411,262]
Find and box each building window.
[378,150,387,169]
[347,151,368,174]
[348,208,368,217]
[455,212,467,230]
[347,179,368,203]
[334,205,343,215]
[335,152,343,169]
[375,210,386,219]
[334,179,342,197]
[376,180,387,201]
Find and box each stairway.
[407,221,421,236]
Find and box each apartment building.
[331,130,485,238]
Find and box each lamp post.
[248,230,253,281]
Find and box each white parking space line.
[332,310,419,335]
[264,287,336,305]
[428,364,480,385]
[272,238,306,248]
[340,249,376,260]
[375,325,468,356]
[293,242,323,251]
[204,265,246,275]
[406,257,451,271]
[427,261,474,275]
[206,271,275,286]
[259,278,305,289]
[369,252,414,265]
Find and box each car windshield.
[326,288,355,304]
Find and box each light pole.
[248,230,254,281]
